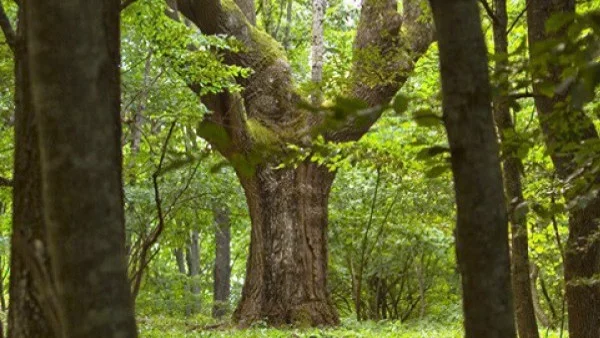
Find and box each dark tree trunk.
[527,1,600,337]
[26,0,137,336]
[428,0,516,337]
[174,248,187,275]
[233,162,339,326]
[8,7,57,337]
[213,205,231,319]
[491,0,539,337]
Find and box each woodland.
[0,0,599,337]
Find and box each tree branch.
[478,0,500,26]
[0,2,16,53]
[328,0,435,141]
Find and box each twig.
[478,0,500,26]
[130,121,176,298]
[507,1,529,35]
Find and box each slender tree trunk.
[282,0,293,51]
[527,1,600,337]
[186,230,201,314]
[491,0,539,337]
[174,248,187,275]
[233,162,339,326]
[311,0,325,105]
[187,230,201,292]
[428,0,516,337]
[530,264,552,328]
[213,205,231,319]
[26,0,137,336]
[7,7,57,337]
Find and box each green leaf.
[413,109,442,127]
[391,94,409,115]
[416,145,450,160]
[425,165,449,178]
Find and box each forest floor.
[138,316,567,337]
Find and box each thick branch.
[0,2,16,53]
[328,0,435,141]
[173,0,302,155]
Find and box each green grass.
[138,315,568,337]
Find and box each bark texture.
[213,206,232,319]
[491,0,539,337]
[527,1,600,337]
[26,0,137,336]
[173,0,434,326]
[233,163,339,325]
[428,0,516,337]
[8,6,58,337]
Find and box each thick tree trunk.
[233,162,339,326]
[213,206,231,319]
[8,7,57,337]
[491,0,539,337]
[26,1,137,336]
[527,1,600,337]
[428,0,516,337]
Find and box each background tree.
[486,0,539,336]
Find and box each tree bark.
[174,248,187,274]
[490,0,539,337]
[8,6,57,337]
[26,0,137,336]
[428,0,516,337]
[233,162,339,326]
[526,1,600,337]
[213,205,231,319]
[186,230,201,314]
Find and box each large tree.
[170,0,434,326]
[428,0,516,336]
[527,1,600,337]
[26,0,137,336]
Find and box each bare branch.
[478,0,500,26]
[0,2,16,53]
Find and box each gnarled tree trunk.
[234,162,338,326]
